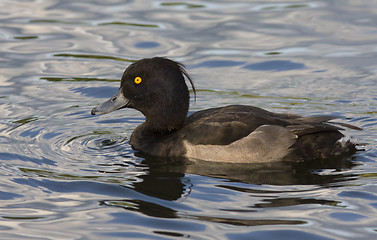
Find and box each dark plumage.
[91,57,360,162]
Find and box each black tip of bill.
[91,107,97,115]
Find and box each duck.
[91,57,360,163]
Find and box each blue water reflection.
[243,60,306,71]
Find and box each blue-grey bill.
[91,88,129,115]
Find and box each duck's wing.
[180,105,349,146]
[286,115,363,135]
[286,116,342,136]
[179,105,297,145]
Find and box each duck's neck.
[131,93,189,135]
[129,114,185,152]
[144,108,187,134]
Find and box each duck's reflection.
[100,154,359,226]
[129,170,187,201]
[142,154,358,186]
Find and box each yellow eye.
[134,76,142,84]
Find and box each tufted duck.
[91,57,360,162]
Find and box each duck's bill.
[91,88,129,115]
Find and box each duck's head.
[91,57,195,133]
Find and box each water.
[1,0,377,239]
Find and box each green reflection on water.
[98,22,159,28]
[253,197,342,208]
[194,215,306,226]
[197,89,315,101]
[102,200,138,209]
[359,172,377,178]
[196,89,266,98]
[54,53,135,62]
[262,4,308,10]
[19,168,99,180]
[41,77,119,82]
[18,167,132,185]
[160,2,205,8]
[30,19,85,24]
[65,130,114,145]
[14,36,38,40]
[1,216,44,220]
[12,117,39,125]
[8,117,39,131]
[365,111,377,115]
[285,4,309,8]
[265,52,281,55]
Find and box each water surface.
[1,0,377,239]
